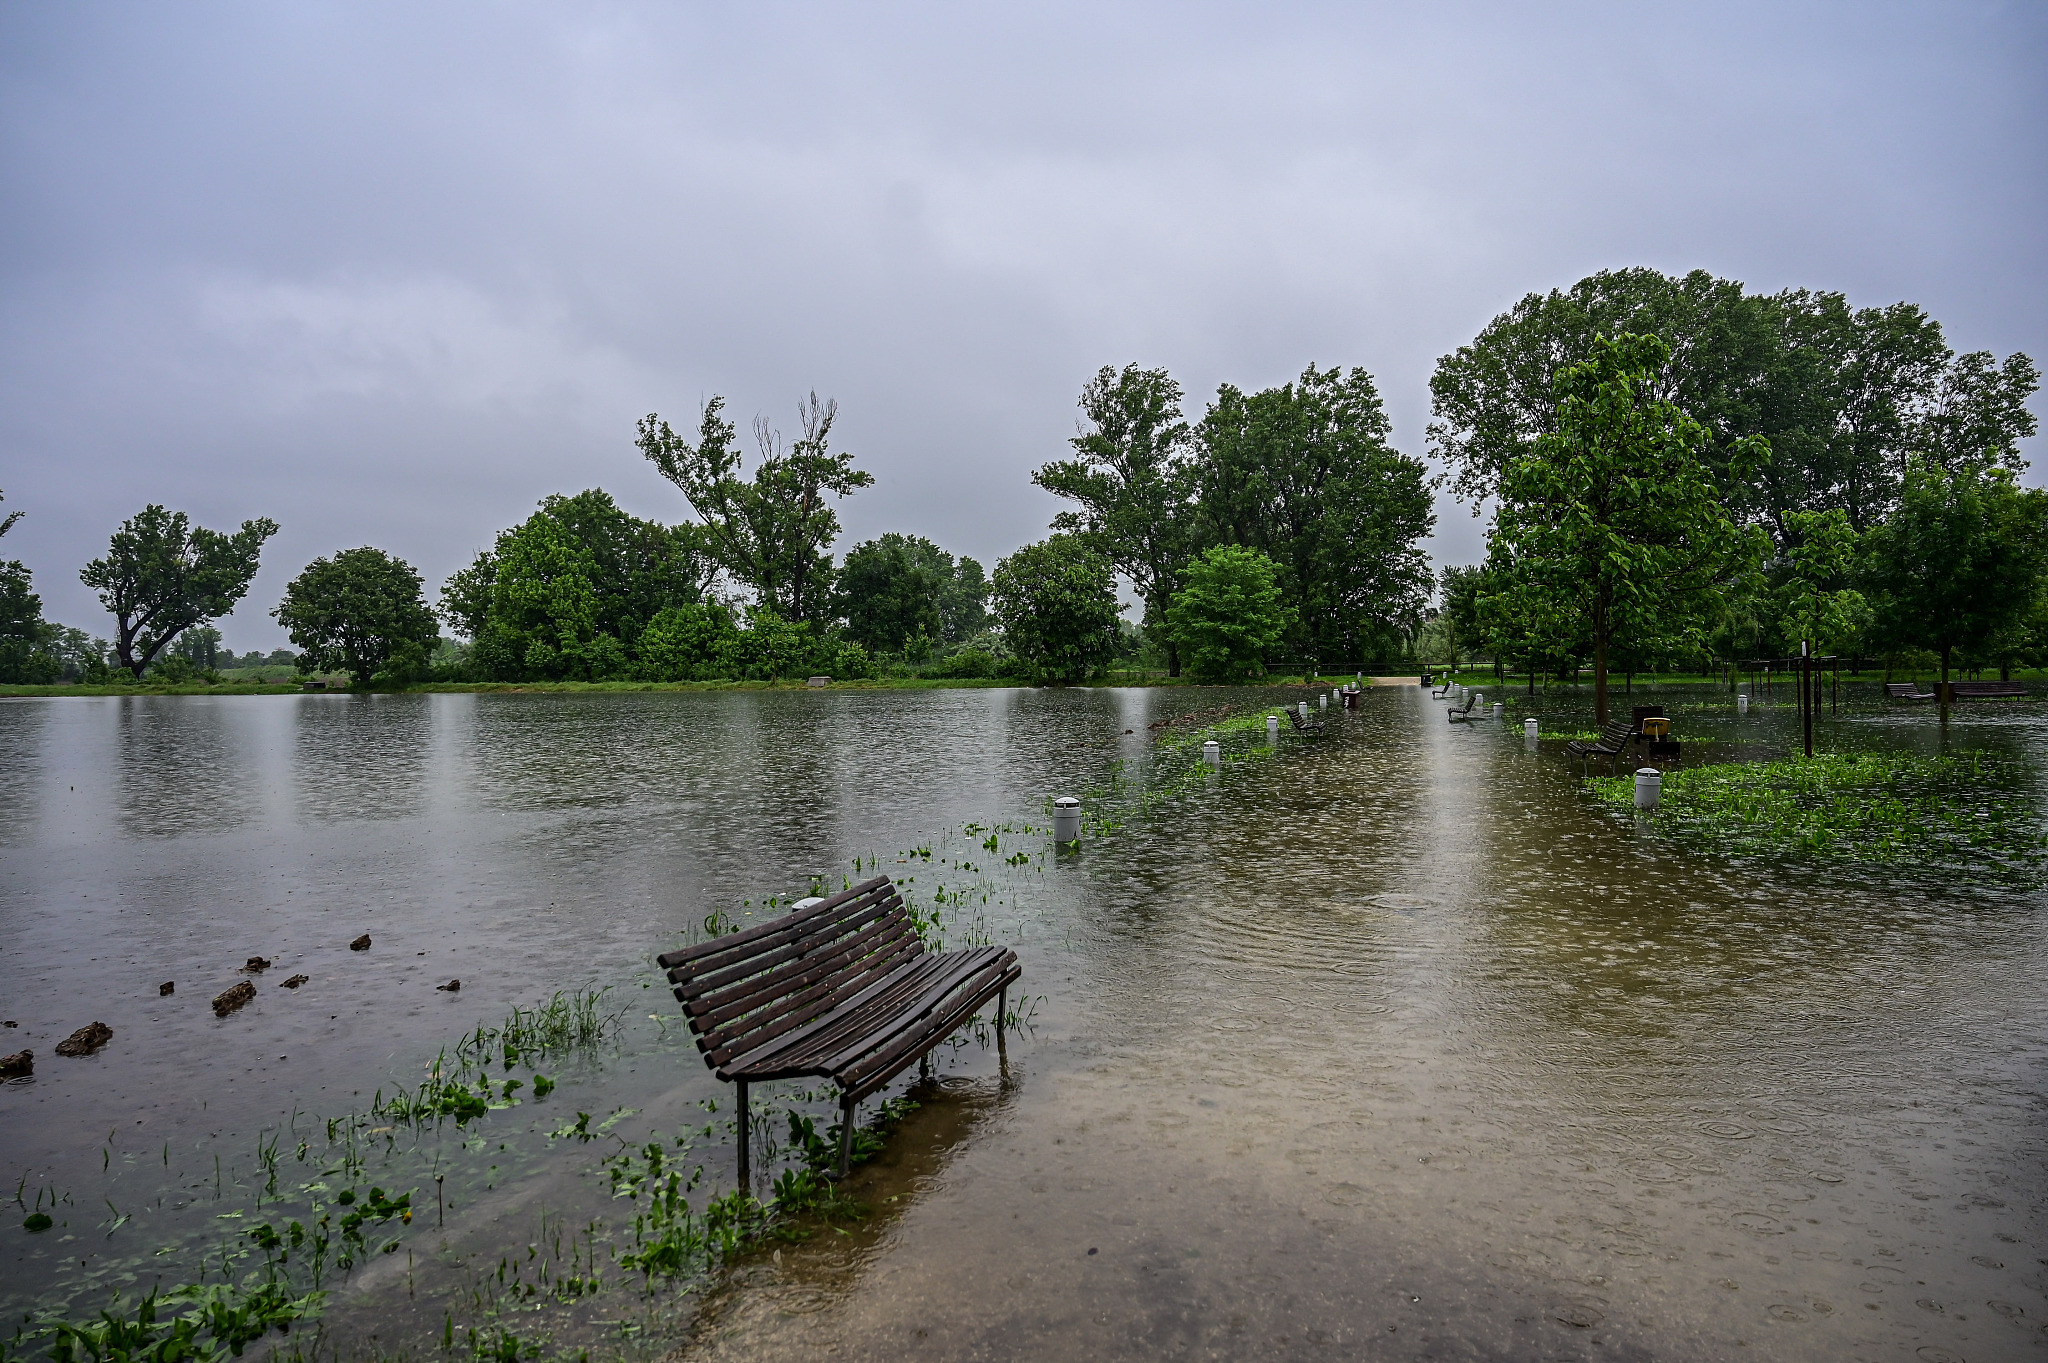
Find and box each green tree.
[275,547,441,687]
[1163,544,1292,683]
[0,560,59,684]
[1771,510,1869,657]
[1438,565,1488,670]
[637,394,872,623]
[173,624,222,672]
[1430,268,2037,538]
[635,601,742,681]
[443,490,706,682]
[991,535,1123,684]
[1861,459,2048,713]
[1488,333,1767,724]
[835,535,944,655]
[1033,365,1198,675]
[1195,364,1433,664]
[736,608,815,681]
[79,505,278,678]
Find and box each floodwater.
[1,684,2043,1362]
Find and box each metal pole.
[737,1080,750,1191]
[1802,641,1814,759]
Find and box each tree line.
[1424,268,2042,722]
[2,265,2033,697]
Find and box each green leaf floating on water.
[24,1212,53,1231]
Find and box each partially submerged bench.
[1886,682,1936,702]
[1287,708,1325,736]
[1447,692,1480,723]
[1566,717,1636,777]
[657,875,1020,1184]
[1951,680,2026,700]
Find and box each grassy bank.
[1588,751,2048,885]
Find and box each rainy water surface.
[1,685,2043,1362]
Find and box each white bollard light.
[1737,692,1749,715]
[1524,717,1539,738]
[1052,796,1082,843]
[1493,702,1504,719]
[1298,701,1309,719]
[1267,714,1280,742]
[1634,767,1662,811]
[1320,694,1328,709]
[1475,693,1485,709]
[1202,739,1222,765]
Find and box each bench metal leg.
[996,986,1008,1062]
[736,1080,750,1192]
[837,1096,856,1179]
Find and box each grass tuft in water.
[1590,751,2048,884]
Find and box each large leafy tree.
[1861,459,2048,711]
[1488,333,1767,724]
[441,490,705,682]
[637,393,872,624]
[0,487,56,684]
[1430,268,2036,538]
[835,535,943,656]
[1033,365,1198,675]
[991,535,1122,684]
[1437,565,1488,670]
[1195,364,1433,664]
[275,547,441,687]
[1163,544,1292,683]
[79,505,278,678]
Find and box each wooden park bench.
[1446,692,1480,723]
[1566,718,1636,778]
[1886,682,1936,702]
[1951,680,2027,700]
[656,875,1021,1184]
[1288,708,1325,736]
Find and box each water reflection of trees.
[0,700,49,846]
[291,694,432,822]
[115,696,262,838]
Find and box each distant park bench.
[1288,708,1325,736]
[1950,680,2027,700]
[1886,682,1936,702]
[1566,718,1636,778]
[656,875,1020,1183]
[1446,692,1480,722]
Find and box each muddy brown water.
[1,684,2043,1362]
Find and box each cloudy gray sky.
[4,1,2044,649]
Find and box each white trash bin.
[1634,768,1662,811]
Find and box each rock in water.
[242,957,271,973]
[280,974,309,989]
[349,934,372,951]
[436,979,461,992]
[212,981,257,1016]
[54,1022,112,1057]
[0,1050,30,1079]
[159,981,174,996]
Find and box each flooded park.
[2,682,2043,1362]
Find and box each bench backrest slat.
[660,874,925,1073]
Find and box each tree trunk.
[1592,627,1609,725]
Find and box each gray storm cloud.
[3,1,2042,646]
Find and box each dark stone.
[54,1022,112,1057]
[159,981,175,996]
[350,934,372,951]
[436,979,461,992]
[280,974,309,989]
[242,957,271,973]
[213,981,257,1016]
[0,1050,30,1079]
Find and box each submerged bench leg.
[996,986,1008,1063]
[837,1095,856,1178]
[736,1080,750,1192]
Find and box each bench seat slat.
[700,933,925,1067]
[724,946,1013,1082]
[840,958,1022,1104]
